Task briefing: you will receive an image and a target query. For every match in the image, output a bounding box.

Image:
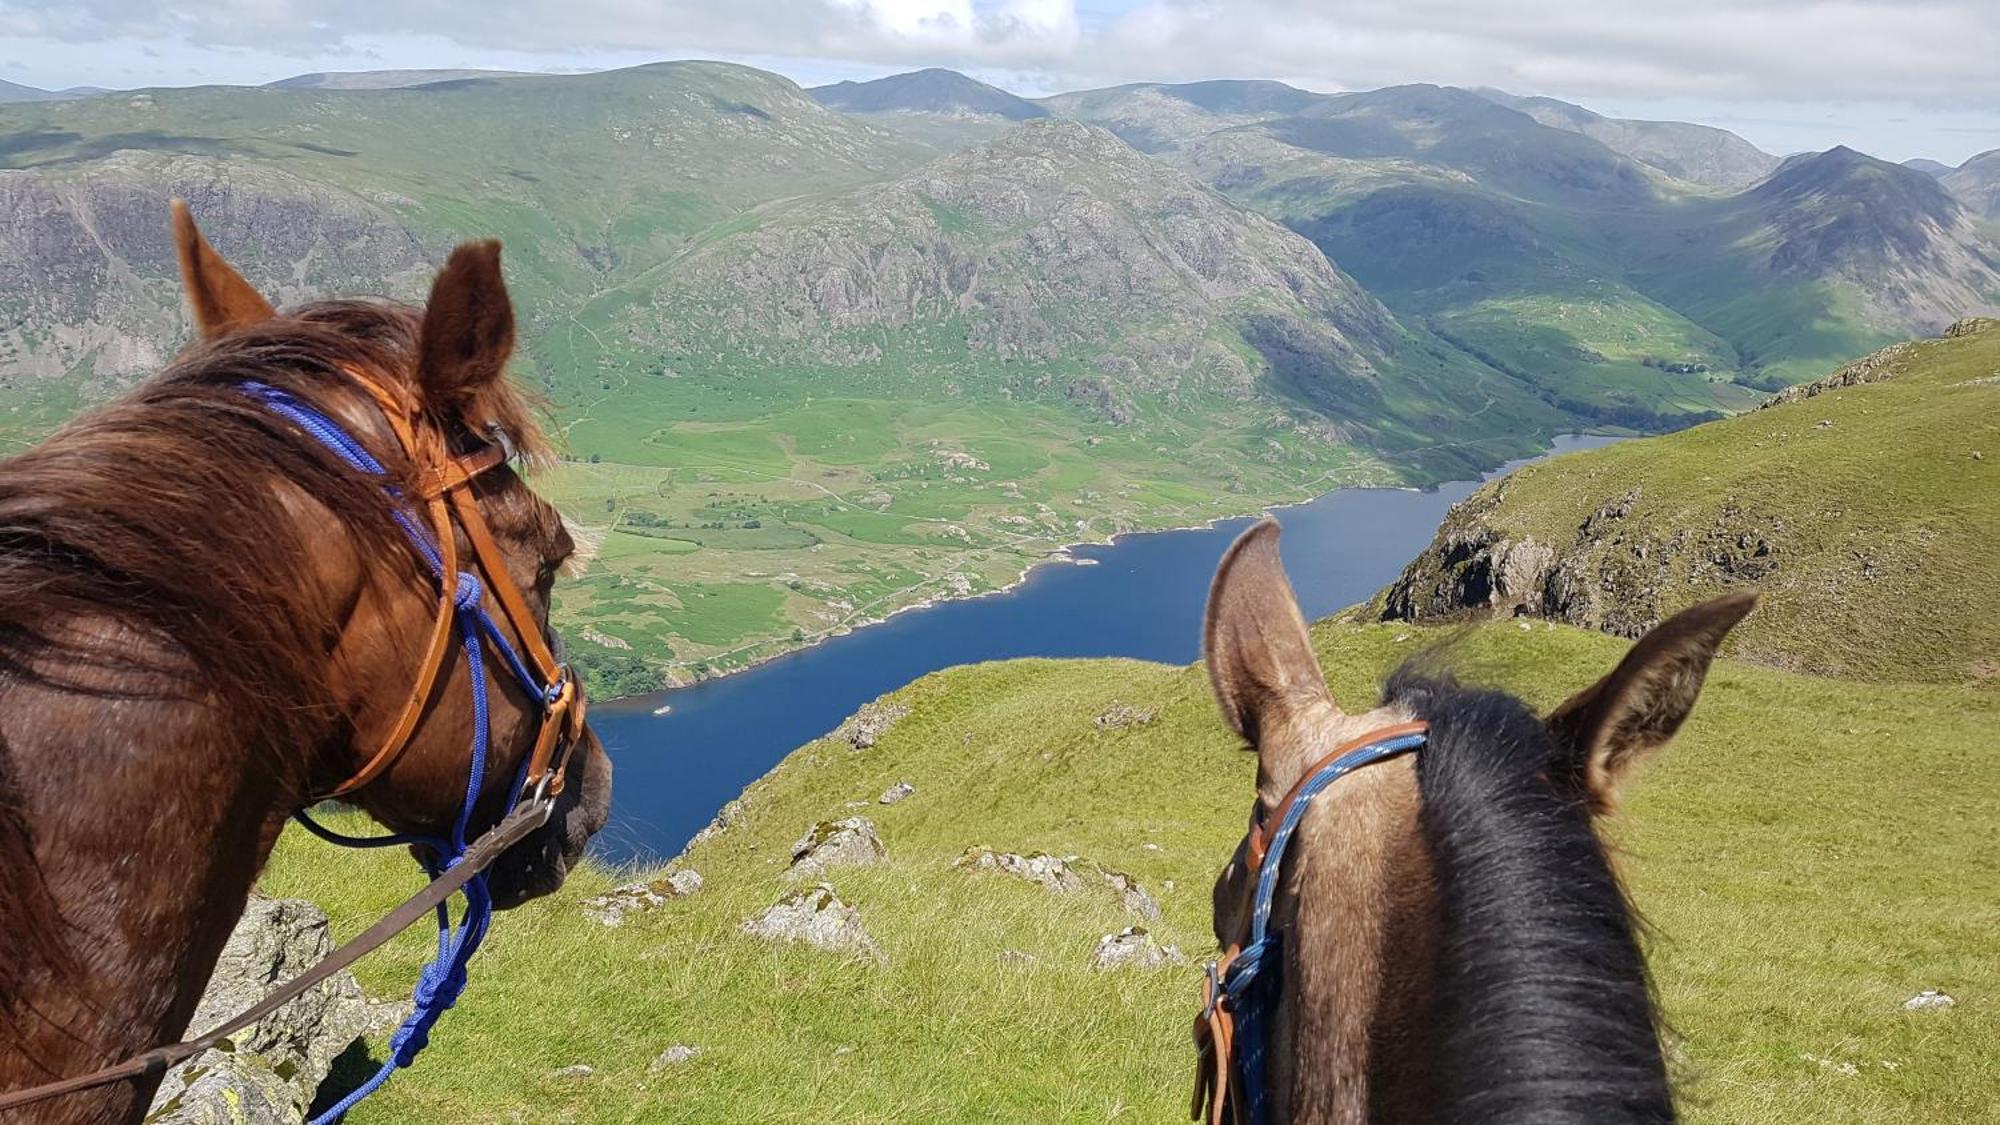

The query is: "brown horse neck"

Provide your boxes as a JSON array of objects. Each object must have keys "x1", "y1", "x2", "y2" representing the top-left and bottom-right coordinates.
[
  {"x1": 0, "y1": 652, "x2": 320, "y2": 1123},
  {"x1": 0, "y1": 415, "x2": 389, "y2": 1124}
]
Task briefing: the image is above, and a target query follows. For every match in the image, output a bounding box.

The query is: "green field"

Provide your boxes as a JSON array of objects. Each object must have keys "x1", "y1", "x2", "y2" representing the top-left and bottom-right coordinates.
[
  {"x1": 262, "y1": 617, "x2": 1999, "y2": 1123},
  {"x1": 533, "y1": 383, "x2": 1409, "y2": 688}
]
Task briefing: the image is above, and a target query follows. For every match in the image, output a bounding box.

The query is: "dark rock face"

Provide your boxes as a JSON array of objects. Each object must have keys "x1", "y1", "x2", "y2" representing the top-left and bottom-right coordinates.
[
  {"x1": 1381, "y1": 483, "x2": 1560, "y2": 622},
  {"x1": 0, "y1": 154, "x2": 428, "y2": 387},
  {"x1": 1383, "y1": 480, "x2": 1775, "y2": 640},
  {"x1": 1738, "y1": 148, "x2": 2000, "y2": 334}
]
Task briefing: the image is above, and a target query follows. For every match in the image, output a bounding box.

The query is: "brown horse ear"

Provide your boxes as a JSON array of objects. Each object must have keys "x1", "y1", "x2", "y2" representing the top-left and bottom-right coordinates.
[
  {"x1": 1547, "y1": 591, "x2": 1757, "y2": 812},
  {"x1": 1204, "y1": 519, "x2": 1340, "y2": 752},
  {"x1": 171, "y1": 199, "x2": 275, "y2": 340},
  {"x1": 417, "y1": 240, "x2": 514, "y2": 414}
]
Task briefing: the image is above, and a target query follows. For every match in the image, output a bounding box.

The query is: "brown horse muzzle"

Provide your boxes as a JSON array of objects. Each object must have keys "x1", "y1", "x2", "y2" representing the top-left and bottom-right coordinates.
[{"x1": 487, "y1": 724, "x2": 612, "y2": 909}]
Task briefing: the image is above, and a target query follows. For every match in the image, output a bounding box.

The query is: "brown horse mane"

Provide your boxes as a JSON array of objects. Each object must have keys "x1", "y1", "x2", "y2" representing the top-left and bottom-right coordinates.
[{"x1": 0, "y1": 297, "x2": 547, "y2": 1030}]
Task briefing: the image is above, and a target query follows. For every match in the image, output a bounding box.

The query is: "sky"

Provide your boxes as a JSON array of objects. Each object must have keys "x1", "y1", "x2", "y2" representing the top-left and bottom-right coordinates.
[{"x1": 2, "y1": 0, "x2": 1996, "y2": 165}]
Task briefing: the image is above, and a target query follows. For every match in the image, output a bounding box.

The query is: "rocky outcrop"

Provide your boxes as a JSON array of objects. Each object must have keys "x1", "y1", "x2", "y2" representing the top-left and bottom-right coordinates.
[
  {"x1": 581, "y1": 868, "x2": 704, "y2": 926},
  {"x1": 1380, "y1": 482, "x2": 1562, "y2": 622},
  {"x1": 787, "y1": 817, "x2": 886, "y2": 879},
  {"x1": 1383, "y1": 480, "x2": 1776, "y2": 640},
  {"x1": 953, "y1": 846, "x2": 1161, "y2": 919},
  {"x1": 649, "y1": 1044, "x2": 702, "y2": 1070},
  {"x1": 835, "y1": 701, "x2": 910, "y2": 750},
  {"x1": 688, "y1": 798, "x2": 748, "y2": 849},
  {"x1": 742, "y1": 884, "x2": 886, "y2": 965},
  {"x1": 1088, "y1": 926, "x2": 1185, "y2": 970},
  {"x1": 146, "y1": 897, "x2": 391, "y2": 1124},
  {"x1": 1760, "y1": 340, "x2": 1916, "y2": 407},
  {"x1": 1092, "y1": 704, "x2": 1156, "y2": 730}
]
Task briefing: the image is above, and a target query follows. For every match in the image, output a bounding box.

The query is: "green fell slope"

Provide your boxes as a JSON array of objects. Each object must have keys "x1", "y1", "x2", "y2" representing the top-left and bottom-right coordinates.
[
  {"x1": 1382, "y1": 318, "x2": 2000, "y2": 683},
  {"x1": 0, "y1": 66, "x2": 1575, "y2": 692},
  {"x1": 263, "y1": 617, "x2": 1998, "y2": 1123},
  {"x1": 1048, "y1": 82, "x2": 2000, "y2": 406}
]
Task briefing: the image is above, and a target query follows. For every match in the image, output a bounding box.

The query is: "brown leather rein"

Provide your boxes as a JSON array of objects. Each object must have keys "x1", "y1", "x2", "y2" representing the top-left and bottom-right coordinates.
[
  {"x1": 1191, "y1": 720, "x2": 1429, "y2": 1125},
  {"x1": 0, "y1": 368, "x2": 586, "y2": 1115}
]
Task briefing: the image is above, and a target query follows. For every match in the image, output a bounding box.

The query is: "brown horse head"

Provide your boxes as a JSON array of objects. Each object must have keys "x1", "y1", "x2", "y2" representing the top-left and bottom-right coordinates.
[
  {"x1": 169, "y1": 201, "x2": 612, "y2": 908},
  {"x1": 1200, "y1": 519, "x2": 1752, "y2": 1123},
  {"x1": 0, "y1": 206, "x2": 609, "y2": 1119}
]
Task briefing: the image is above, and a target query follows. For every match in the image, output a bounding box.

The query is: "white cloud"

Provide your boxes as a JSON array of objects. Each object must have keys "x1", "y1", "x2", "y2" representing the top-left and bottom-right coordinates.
[
  {"x1": 1097, "y1": 0, "x2": 2000, "y2": 103},
  {"x1": 0, "y1": 0, "x2": 1995, "y2": 160},
  {"x1": 4, "y1": 0, "x2": 1994, "y2": 103},
  {"x1": 0, "y1": 0, "x2": 1085, "y2": 68}
]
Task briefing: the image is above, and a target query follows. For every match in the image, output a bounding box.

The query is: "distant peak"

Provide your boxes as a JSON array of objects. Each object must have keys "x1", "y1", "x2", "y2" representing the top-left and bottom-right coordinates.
[{"x1": 810, "y1": 68, "x2": 1046, "y2": 121}]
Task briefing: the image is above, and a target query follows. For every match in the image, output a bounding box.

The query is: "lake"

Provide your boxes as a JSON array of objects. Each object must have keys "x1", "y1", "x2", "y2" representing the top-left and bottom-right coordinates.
[{"x1": 587, "y1": 434, "x2": 1621, "y2": 864}]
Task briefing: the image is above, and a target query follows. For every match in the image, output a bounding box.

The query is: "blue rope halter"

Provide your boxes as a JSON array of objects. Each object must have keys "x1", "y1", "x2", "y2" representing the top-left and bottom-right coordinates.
[
  {"x1": 1205, "y1": 727, "x2": 1426, "y2": 1125},
  {"x1": 243, "y1": 382, "x2": 556, "y2": 1123}
]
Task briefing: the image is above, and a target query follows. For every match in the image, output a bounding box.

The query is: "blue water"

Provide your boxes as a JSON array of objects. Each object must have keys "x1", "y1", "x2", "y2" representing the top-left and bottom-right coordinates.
[{"x1": 588, "y1": 435, "x2": 1621, "y2": 864}]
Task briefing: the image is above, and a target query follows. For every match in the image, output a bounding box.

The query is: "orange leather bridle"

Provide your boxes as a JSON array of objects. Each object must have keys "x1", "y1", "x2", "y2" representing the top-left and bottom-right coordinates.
[{"x1": 321, "y1": 367, "x2": 586, "y2": 804}]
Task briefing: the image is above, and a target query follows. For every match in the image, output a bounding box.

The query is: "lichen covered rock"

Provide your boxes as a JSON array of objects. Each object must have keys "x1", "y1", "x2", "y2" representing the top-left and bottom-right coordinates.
[
  {"x1": 836, "y1": 701, "x2": 911, "y2": 750},
  {"x1": 954, "y1": 846, "x2": 1160, "y2": 917},
  {"x1": 787, "y1": 817, "x2": 885, "y2": 879},
  {"x1": 742, "y1": 884, "x2": 886, "y2": 965},
  {"x1": 146, "y1": 897, "x2": 384, "y2": 1124},
  {"x1": 1088, "y1": 926, "x2": 1186, "y2": 970},
  {"x1": 581, "y1": 868, "x2": 704, "y2": 927}
]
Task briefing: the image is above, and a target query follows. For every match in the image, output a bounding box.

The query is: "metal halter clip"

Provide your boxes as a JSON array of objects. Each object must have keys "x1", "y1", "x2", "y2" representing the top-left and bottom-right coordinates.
[{"x1": 527, "y1": 771, "x2": 559, "y2": 823}]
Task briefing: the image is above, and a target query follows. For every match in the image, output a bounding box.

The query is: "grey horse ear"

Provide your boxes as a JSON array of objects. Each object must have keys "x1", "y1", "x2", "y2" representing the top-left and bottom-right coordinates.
[
  {"x1": 1204, "y1": 519, "x2": 1341, "y2": 750},
  {"x1": 1546, "y1": 592, "x2": 1757, "y2": 813}
]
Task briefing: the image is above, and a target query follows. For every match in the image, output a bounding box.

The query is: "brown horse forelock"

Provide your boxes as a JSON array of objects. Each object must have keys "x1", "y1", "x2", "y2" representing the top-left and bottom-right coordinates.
[{"x1": 0, "y1": 297, "x2": 549, "y2": 1035}]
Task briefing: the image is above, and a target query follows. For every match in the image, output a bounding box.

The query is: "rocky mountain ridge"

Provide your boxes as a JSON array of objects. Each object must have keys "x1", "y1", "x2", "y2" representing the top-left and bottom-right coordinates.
[{"x1": 1377, "y1": 318, "x2": 1999, "y2": 682}]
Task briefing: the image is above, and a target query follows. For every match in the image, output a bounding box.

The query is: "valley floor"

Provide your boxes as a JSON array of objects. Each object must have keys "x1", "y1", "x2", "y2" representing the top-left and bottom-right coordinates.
[
  {"x1": 537, "y1": 387, "x2": 1423, "y2": 696},
  {"x1": 263, "y1": 617, "x2": 1999, "y2": 1123}
]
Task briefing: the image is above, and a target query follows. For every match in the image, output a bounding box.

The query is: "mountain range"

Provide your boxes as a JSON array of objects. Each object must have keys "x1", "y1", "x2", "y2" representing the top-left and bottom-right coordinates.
[{"x1": 0, "y1": 61, "x2": 1993, "y2": 684}]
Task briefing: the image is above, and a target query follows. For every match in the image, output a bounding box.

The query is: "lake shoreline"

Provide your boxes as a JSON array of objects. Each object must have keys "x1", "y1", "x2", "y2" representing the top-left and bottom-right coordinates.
[
  {"x1": 610, "y1": 434, "x2": 1609, "y2": 702},
  {"x1": 588, "y1": 433, "x2": 1627, "y2": 863}
]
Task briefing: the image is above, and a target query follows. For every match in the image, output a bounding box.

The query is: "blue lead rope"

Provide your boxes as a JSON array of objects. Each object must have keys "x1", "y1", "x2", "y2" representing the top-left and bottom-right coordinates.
[
  {"x1": 1218, "y1": 729, "x2": 1427, "y2": 1125},
  {"x1": 243, "y1": 383, "x2": 548, "y2": 1123}
]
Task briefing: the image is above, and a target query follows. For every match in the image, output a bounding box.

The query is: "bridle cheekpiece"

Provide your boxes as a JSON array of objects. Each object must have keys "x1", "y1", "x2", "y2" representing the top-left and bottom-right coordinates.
[{"x1": 1192, "y1": 721, "x2": 1428, "y2": 1125}]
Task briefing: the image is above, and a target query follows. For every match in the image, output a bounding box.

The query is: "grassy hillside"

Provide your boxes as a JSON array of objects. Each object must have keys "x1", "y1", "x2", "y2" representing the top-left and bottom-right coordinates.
[
  {"x1": 262, "y1": 617, "x2": 1998, "y2": 1123},
  {"x1": 1381, "y1": 318, "x2": 2000, "y2": 683},
  {"x1": 1047, "y1": 81, "x2": 1999, "y2": 404},
  {"x1": 1473, "y1": 89, "x2": 1780, "y2": 190},
  {"x1": 0, "y1": 65, "x2": 1563, "y2": 691}
]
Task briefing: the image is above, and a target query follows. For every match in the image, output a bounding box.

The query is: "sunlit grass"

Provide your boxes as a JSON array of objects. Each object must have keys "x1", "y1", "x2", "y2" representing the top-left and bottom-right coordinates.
[{"x1": 262, "y1": 618, "x2": 1997, "y2": 1123}]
